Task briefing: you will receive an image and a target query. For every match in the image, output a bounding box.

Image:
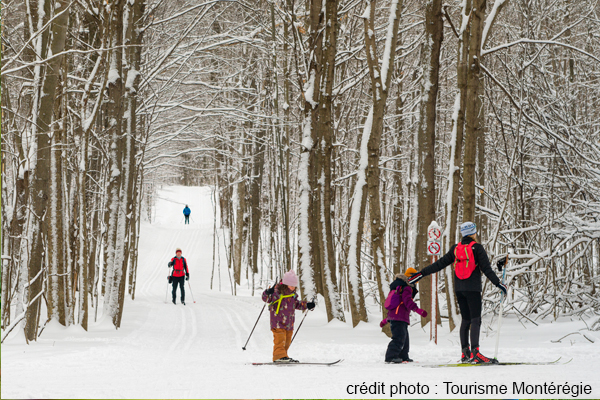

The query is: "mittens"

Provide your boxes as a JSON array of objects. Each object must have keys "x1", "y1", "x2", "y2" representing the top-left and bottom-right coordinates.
[
  {"x1": 497, "y1": 283, "x2": 508, "y2": 297},
  {"x1": 497, "y1": 256, "x2": 507, "y2": 271},
  {"x1": 408, "y1": 272, "x2": 424, "y2": 284},
  {"x1": 307, "y1": 302, "x2": 316, "y2": 310},
  {"x1": 416, "y1": 309, "x2": 428, "y2": 318},
  {"x1": 380, "y1": 318, "x2": 388, "y2": 328}
]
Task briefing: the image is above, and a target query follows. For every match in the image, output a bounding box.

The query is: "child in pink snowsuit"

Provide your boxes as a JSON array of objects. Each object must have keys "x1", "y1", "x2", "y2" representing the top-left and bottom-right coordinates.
[{"x1": 380, "y1": 267, "x2": 428, "y2": 363}]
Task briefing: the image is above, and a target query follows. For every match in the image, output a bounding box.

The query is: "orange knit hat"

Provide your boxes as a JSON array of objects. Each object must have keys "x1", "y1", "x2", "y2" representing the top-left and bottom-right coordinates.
[{"x1": 404, "y1": 267, "x2": 418, "y2": 277}]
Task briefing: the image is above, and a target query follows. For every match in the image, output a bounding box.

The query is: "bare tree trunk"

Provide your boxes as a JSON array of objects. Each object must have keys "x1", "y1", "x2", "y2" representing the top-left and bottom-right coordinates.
[
  {"x1": 442, "y1": 0, "x2": 472, "y2": 332},
  {"x1": 315, "y1": 0, "x2": 345, "y2": 322},
  {"x1": 233, "y1": 130, "x2": 248, "y2": 287},
  {"x1": 463, "y1": 0, "x2": 486, "y2": 222},
  {"x1": 249, "y1": 126, "x2": 265, "y2": 276},
  {"x1": 103, "y1": 0, "x2": 125, "y2": 322},
  {"x1": 112, "y1": 0, "x2": 144, "y2": 328},
  {"x1": 47, "y1": 58, "x2": 67, "y2": 326},
  {"x1": 362, "y1": 0, "x2": 404, "y2": 327},
  {"x1": 347, "y1": 170, "x2": 369, "y2": 326},
  {"x1": 1, "y1": 83, "x2": 16, "y2": 329},
  {"x1": 26, "y1": 0, "x2": 69, "y2": 341},
  {"x1": 126, "y1": 0, "x2": 144, "y2": 304},
  {"x1": 475, "y1": 87, "x2": 487, "y2": 240},
  {"x1": 393, "y1": 93, "x2": 404, "y2": 276},
  {"x1": 1, "y1": 66, "x2": 29, "y2": 330},
  {"x1": 414, "y1": 0, "x2": 443, "y2": 327},
  {"x1": 280, "y1": 8, "x2": 292, "y2": 274},
  {"x1": 297, "y1": 0, "x2": 326, "y2": 301},
  {"x1": 76, "y1": 115, "x2": 89, "y2": 329}
]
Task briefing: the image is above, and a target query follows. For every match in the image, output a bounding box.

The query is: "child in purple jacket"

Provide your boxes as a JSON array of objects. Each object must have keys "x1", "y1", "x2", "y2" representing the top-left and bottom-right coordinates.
[
  {"x1": 262, "y1": 270, "x2": 315, "y2": 363},
  {"x1": 380, "y1": 267, "x2": 428, "y2": 363}
]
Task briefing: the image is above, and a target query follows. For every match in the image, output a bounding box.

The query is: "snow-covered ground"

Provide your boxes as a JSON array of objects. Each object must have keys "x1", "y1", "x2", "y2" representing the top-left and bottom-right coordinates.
[{"x1": 2, "y1": 185, "x2": 600, "y2": 399}]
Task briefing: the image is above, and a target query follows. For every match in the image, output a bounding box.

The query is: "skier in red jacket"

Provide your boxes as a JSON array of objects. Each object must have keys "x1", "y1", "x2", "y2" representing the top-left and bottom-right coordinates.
[{"x1": 168, "y1": 248, "x2": 189, "y2": 305}]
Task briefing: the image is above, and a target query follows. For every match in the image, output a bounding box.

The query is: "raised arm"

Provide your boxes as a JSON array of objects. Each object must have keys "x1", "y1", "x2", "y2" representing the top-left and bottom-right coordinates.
[
  {"x1": 261, "y1": 286, "x2": 279, "y2": 303},
  {"x1": 409, "y1": 244, "x2": 457, "y2": 284}
]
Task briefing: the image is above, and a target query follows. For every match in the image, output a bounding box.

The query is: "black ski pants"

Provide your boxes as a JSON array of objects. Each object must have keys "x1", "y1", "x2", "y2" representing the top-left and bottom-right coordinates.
[
  {"x1": 456, "y1": 291, "x2": 482, "y2": 349},
  {"x1": 385, "y1": 320, "x2": 410, "y2": 362},
  {"x1": 184, "y1": 215, "x2": 190, "y2": 224},
  {"x1": 172, "y1": 276, "x2": 185, "y2": 302}
]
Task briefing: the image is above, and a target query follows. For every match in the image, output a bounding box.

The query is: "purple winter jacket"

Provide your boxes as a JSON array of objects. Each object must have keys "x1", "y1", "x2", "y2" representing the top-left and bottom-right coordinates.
[
  {"x1": 386, "y1": 275, "x2": 419, "y2": 323},
  {"x1": 262, "y1": 285, "x2": 308, "y2": 330}
]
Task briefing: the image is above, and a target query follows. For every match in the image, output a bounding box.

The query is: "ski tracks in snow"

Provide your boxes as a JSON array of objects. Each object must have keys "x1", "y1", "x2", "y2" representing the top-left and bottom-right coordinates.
[
  {"x1": 4, "y1": 186, "x2": 600, "y2": 398},
  {"x1": 132, "y1": 222, "x2": 263, "y2": 360}
]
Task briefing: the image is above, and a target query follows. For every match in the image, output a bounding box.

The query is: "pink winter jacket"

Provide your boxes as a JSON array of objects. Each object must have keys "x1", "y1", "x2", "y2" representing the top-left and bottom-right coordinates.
[{"x1": 386, "y1": 275, "x2": 419, "y2": 323}]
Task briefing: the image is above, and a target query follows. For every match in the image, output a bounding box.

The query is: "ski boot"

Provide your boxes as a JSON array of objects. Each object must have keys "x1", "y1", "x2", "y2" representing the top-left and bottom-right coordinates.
[
  {"x1": 401, "y1": 357, "x2": 413, "y2": 362},
  {"x1": 274, "y1": 357, "x2": 299, "y2": 363},
  {"x1": 172, "y1": 299, "x2": 176, "y2": 305},
  {"x1": 472, "y1": 347, "x2": 498, "y2": 364},
  {"x1": 182, "y1": 300, "x2": 186, "y2": 306},
  {"x1": 388, "y1": 358, "x2": 409, "y2": 364},
  {"x1": 460, "y1": 346, "x2": 472, "y2": 363}
]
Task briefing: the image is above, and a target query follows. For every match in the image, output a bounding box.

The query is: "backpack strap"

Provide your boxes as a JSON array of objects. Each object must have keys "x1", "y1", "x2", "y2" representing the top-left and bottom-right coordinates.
[
  {"x1": 270, "y1": 294, "x2": 295, "y2": 314},
  {"x1": 464, "y1": 241, "x2": 476, "y2": 269},
  {"x1": 395, "y1": 286, "x2": 405, "y2": 313},
  {"x1": 173, "y1": 257, "x2": 186, "y2": 272}
]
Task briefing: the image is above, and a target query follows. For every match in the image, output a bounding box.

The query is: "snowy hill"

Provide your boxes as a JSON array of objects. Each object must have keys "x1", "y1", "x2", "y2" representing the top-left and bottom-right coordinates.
[{"x1": 2, "y1": 186, "x2": 599, "y2": 398}]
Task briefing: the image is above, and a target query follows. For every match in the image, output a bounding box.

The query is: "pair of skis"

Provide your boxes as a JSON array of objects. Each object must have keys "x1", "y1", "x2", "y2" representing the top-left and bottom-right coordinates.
[
  {"x1": 424, "y1": 357, "x2": 571, "y2": 368},
  {"x1": 251, "y1": 358, "x2": 570, "y2": 366}
]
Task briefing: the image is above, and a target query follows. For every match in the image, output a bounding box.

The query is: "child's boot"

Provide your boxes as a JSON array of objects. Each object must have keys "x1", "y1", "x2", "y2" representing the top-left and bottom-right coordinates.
[
  {"x1": 274, "y1": 357, "x2": 299, "y2": 363},
  {"x1": 460, "y1": 346, "x2": 471, "y2": 362}
]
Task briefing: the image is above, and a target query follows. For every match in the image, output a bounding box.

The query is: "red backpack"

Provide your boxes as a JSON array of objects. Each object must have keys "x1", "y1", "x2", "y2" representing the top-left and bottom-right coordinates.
[
  {"x1": 170, "y1": 257, "x2": 187, "y2": 277},
  {"x1": 454, "y1": 242, "x2": 477, "y2": 279}
]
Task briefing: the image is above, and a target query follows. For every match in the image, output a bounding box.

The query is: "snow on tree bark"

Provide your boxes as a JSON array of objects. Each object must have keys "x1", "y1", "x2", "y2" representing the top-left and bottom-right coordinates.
[{"x1": 413, "y1": 0, "x2": 443, "y2": 328}]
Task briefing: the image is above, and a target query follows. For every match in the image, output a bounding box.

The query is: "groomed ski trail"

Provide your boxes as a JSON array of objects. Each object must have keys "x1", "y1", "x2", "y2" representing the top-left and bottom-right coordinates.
[{"x1": 2, "y1": 185, "x2": 599, "y2": 399}]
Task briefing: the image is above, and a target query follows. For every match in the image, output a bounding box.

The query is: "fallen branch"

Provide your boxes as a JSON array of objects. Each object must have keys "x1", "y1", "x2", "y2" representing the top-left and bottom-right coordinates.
[
  {"x1": 551, "y1": 331, "x2": 595, "y2": 343},
  {"x1": 1, "y1": 312, "x2": 25, "y2": 343}
]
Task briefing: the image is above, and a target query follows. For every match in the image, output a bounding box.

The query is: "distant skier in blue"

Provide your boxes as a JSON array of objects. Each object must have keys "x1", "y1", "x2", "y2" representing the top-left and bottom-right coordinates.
[{"x1": 183, "y1": 205, "x2": 191, "y2": 224}]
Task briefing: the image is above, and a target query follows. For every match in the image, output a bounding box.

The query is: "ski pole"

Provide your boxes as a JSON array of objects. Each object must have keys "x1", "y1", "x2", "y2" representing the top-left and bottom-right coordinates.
[
  {"x1": 494, "y1": 249, "x2": 511, "y2": 360},
  {"x1": 242, "y1": 302, "x2": 266, "y2": 350},
  {"x1": 242, "y1": 277, "x2": 278, "y2": 350},
  {"x1": 290, "y1": 297, "x2": 315, "y2": 346},
  {"x1": 165, "y1": 266, "x2": 172, "y2": 303},
  {"x1": 187, "y1": 280, "x2": 196, "y2": 303}
]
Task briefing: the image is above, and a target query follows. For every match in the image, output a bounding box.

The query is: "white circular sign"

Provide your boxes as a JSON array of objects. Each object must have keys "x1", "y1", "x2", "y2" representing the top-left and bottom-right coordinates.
[
  {"x1": 427, "y1": 241, "x2": 441, "y2": 255},
  {"x1": 428, "y1": 227, "x2": 441, "y2": 240}
]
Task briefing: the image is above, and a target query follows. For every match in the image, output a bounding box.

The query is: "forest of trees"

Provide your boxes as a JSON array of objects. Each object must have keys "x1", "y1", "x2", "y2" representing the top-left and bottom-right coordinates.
[{"x1": 2, "y1": 0, "x2": 600, "y2": 342}]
